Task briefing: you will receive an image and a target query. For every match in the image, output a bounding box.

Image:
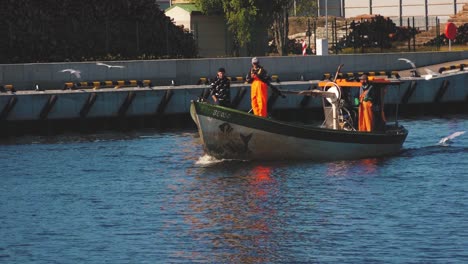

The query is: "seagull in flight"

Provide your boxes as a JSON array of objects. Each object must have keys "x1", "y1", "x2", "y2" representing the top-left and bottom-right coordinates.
[
  {"x1": 398, "y1": 58, "x2": 420, "y2": 77},
  {"x1": 438, "y1": 131, "x2": 466, "y2": 145},
  {"x1": 96, "y1": 62, "x2": 125, "y2": 69},
  {"x1": 60, "y1": 69, "x2": 81, "y2": 78},
  {"x1": 398, "y1": 58, "x2": 416, "y2": 69}
]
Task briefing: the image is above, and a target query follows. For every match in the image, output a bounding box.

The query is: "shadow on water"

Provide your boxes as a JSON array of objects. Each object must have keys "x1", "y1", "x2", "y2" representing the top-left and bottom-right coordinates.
[{"x1": 0, "y1": 128, "x2": 194, "y2": 146}]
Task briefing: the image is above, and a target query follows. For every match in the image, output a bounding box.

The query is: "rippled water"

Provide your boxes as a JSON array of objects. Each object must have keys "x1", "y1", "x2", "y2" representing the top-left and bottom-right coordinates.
[{"x1": 1, "y1": 115, "x2": 467, "y2": 263}]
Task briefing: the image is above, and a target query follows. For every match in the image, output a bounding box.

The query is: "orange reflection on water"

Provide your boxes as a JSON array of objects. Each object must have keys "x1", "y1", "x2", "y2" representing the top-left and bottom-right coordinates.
[
  {"x1": 175, "y1": 164, "x2": 280, "y2": 262},
  {"x1": 326, "y1": 158, "x2": 380, "y2": 176},
  {"x1": 249, "y1": 165, "x2": 274, "y2": 198},
  {"x1": 359, "y1": 158, "x2": 379, "y2": 174}
]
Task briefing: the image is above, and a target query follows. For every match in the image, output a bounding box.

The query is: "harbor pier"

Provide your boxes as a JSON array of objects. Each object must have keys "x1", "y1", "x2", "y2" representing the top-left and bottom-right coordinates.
[{"x1": 0, "y1": 52, "x2": 467, "y2": 135}]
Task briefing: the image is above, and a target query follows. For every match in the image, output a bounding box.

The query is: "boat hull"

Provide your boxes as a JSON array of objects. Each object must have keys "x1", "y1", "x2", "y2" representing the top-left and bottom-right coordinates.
[{"x1": 191, "y1": 101, "x2": 408, "y2": 161}]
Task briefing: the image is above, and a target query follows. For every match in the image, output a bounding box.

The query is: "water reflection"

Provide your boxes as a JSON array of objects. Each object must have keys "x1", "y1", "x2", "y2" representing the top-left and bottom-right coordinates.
[
  {"x1": 326, "y1": 158, "x2": 380, "y2": 177},
  {"x1": 180, "y1": 163, "x2": 282, "y2": 263},
  {"x1": 249, "y1": 165, "x2": 274, "y2": 198}
]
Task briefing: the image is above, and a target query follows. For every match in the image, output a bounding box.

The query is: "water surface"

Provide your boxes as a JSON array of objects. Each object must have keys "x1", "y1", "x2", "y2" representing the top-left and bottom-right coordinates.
[{"x1": 1, "y1": 115, "x2": 467, "y2": 263}]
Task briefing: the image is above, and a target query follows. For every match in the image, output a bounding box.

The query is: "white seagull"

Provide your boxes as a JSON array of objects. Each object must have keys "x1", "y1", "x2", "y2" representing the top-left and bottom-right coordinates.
[
  {"x1": 438, "y1": 131, "x2": 466, "y2": 145},
  {"x1": 60, "y1": 69, "x2": 81, "y2": 78},
  {"x1": 398, "y1": 58, "x2": 416, "y2": 69},
  {"x1": 96, "y1": 62, "x2": 125, "y2": 69}
]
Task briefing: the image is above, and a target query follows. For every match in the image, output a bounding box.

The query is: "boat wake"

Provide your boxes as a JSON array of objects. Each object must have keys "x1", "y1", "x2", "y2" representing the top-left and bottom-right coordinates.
[
  {"x1": 401, "y1": 131, "x2": 467, "y2": 157},
  {"x1": 194, "y1": 131, "x2": 466, "y2": 164},
  {"x1": 437, "y1": 131, "x2": 466, "y2": 146},
  {"x1": 194, "y1": 154, "x2": 250, "y2": 167},
  {"x1": 195, "y1": 154, "x2": 225, "y2": 166},
  {"x1": 401, "y1": 145, "x2": 468, "y2": 158}
]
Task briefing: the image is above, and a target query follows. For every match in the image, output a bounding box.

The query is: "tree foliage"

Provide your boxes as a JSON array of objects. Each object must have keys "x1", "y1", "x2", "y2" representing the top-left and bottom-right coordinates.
[
  {"x1": 195, "y1": 0, "x2": 293, "y2": 56},
  {"x1": 291, "y1": 0, "x2": 318, "y2": 17},
  {"x1": 0, "y1": 0, "x2": 197, "y2": 63},
  {"x1": 272, "y1": 1, "x2": 294, "y2": 56}
]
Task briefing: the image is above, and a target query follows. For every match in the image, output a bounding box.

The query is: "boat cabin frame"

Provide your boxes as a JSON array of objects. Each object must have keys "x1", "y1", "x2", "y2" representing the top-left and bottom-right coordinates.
[{"x1": 317, "y1": 77, "x2": 401, "y2": 132}]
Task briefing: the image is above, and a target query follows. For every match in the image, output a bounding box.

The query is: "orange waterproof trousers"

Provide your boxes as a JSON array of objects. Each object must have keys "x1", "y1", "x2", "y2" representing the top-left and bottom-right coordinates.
[
  {"x1": 358, "y1": 95, "x2": 373, "y2": 132},
  {"x1": 251, "y1": 79, "x2": 268, "y2": 117}
]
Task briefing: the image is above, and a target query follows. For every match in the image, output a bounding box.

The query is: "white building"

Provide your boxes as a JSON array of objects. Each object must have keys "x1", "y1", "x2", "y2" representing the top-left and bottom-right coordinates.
[
  {"x1": 318, "y1": 0, "x2": 468, "y2": 24},
  {"x1": 165, "y1": 3, "x2": 233, "y2": 57}
]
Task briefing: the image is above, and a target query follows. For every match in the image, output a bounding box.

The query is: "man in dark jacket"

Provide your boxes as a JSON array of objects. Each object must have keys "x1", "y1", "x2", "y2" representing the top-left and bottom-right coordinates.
[{"x1": 209, "y1": 67, "x2": 231, "y2": 107}]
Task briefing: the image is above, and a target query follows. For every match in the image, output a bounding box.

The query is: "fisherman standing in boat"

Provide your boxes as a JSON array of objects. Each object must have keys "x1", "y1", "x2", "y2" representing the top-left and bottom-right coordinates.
[
  {"x1": 209, "y1": 67, "x2": 231, "y2": 107},
  {"x1": 358, "y1": 74, "x2": 375, "y2": 132},
  {"x1": 246, "y1": 57, "x2": 269, "y2": 117}
]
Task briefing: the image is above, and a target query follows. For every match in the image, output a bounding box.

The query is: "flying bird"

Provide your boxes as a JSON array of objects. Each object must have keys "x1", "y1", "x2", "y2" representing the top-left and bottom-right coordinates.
[
  {"x1": 60, "y1": 69, "x2": 81, "y2": 78},
  {"x1": 398, "y1": 58, "x2": 420, "y2": 77},
  {"x1": 398, "y1": 58, "x2": 416, "y2": 69},
  {"x1": 438, "y1": 131, "x2": 466, "y2": 145},
  {"x1": 96, "y1": 62, "x2": 125, "y2": 69}
]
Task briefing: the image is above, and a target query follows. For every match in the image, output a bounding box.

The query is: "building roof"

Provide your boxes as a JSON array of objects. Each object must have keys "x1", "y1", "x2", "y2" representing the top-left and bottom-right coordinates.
[{"x1": 165, "y1": 3, "x2": 201, "y2": 14}]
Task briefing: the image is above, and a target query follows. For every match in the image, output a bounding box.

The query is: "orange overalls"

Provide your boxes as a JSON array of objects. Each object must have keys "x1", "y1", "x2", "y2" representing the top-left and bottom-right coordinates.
[
  {"x1": 358, "y1": 87, "x2": 373, "y2": 132},
  {"x1": 251, "y1": 71, "x2": 268, "y2": 117}
]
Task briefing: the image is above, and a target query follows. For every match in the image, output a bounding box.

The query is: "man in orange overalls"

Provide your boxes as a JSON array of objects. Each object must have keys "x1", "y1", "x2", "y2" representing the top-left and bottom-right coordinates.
[
  {"x1": 247, "y1": 57, "x2": 269, "y2": 117},
  {"x1": 358, "y1": 74, "x2": 374, "y2": 132}
]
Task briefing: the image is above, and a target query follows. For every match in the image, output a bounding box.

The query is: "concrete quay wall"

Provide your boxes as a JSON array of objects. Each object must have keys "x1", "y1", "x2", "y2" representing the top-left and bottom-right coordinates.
[
  {"x1": 1, "y1": 51, "x2": 467, "y2": 90},
  {"x1": 0, "y1": 70, "x2": 466, "y2": 123}
]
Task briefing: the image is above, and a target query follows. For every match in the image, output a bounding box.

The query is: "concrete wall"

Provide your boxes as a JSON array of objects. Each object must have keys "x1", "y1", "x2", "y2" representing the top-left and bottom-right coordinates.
[
  {"x1": 1, "y1": 70, "x2": 466, "y2": 122},
  {"x1": 0, "y1": 51, "x2": 467, "y2": 90}
]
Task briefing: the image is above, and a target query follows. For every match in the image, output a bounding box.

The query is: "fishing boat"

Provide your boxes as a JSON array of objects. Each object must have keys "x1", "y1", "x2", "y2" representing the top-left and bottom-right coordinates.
[{"x1": 190, "y1": 72, "x2": 408, "y2": 161}]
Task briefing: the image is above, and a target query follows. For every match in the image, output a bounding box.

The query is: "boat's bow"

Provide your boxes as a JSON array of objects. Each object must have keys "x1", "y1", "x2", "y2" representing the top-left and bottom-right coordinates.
[{"x1": 190, "y1": 100, "x2": 199, "y2": 126}]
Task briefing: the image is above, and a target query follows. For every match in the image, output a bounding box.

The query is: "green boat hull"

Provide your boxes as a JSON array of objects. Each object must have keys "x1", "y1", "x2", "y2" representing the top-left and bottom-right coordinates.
[{"x1": 190, "y1": 101, "x2": 408, "y2": 161}]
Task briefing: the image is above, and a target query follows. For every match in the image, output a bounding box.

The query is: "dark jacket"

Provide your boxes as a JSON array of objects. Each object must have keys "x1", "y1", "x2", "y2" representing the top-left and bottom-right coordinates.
[
  {"x1": 246, "y1": 65, "x2": 270, "y2": 84},
  {"x1": 360, "y1": 83, "x2": 374, "y2": 102},
  {"x1": 210, "y1": 76, "x2": 231, "y2": 106}
]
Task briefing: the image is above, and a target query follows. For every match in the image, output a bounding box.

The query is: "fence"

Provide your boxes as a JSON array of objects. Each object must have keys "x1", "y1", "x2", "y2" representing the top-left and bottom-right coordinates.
[{"x1": 298, "y1": 15, "x2": 451, "y2": 55}]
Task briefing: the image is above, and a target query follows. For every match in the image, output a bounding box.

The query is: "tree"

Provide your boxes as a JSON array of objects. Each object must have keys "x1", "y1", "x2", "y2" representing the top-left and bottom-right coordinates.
[
  {"x1": 291, "y1": 0, "x2": 318, "y2": 17},
  {"x1": 272, "y1": 1, "x2": 294, "y2": 56},
  {"x1": 195, "y1": 0, "x2": 291, "y2": 56},
  {"x1": 0, "y1": 0, "x2": 197, "y2": 63},
  {"x1": 196, "y1": 0, "x2": 268, "y2": 56}
]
